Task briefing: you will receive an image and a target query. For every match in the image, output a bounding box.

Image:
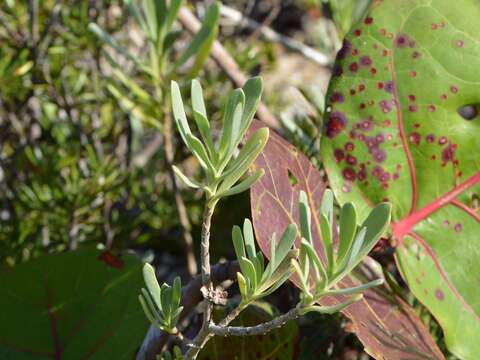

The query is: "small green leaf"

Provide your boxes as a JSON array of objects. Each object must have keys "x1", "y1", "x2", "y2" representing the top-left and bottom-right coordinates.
[
  {"x1": 191, "y1": 79, "x2": 207, "y2": 117},
  {"x1": 239, "y1": 256, "x2": 257, "y2": 292},
  {"x1": 274, "y1": 224, "x2": 297, "y2": 270},
  {"x1": 143, "y1": 263, "x2": 160, "y2": 305},
  {"x1": 325, "y1": 278, "x2": 383, "y2": 296},
  {"x1": 259, "y1": 249, "x2": 297, "y2": 294},
  {"x1": 217, "y1": 127, "x2": 269, "y2": 193},
  {"x1": 172, "y1": 165, "x2": 202, "y2": 189},
  {"x1": 172, "y1": 277, "x2": 182, "y2": 309},
  {"x1": 319, "y1": 213, "x2": 333, "y2": 275},
  {"x1": 237, "y1": 272, "x2": 248, "y2": 300},
  {"x1": 301, "y1": 294, "x2": 362, "y2": 315},
  {"x1": 232, "y1": 225, "x2": 246, "y2": 260},
  {"x1": 298, "y1": 191, "x2": 312, "y2": 243},
  {"x1": 161, "y1": 284, "x2": 172, "y2": 316},
  {"x1": 337, "y1": 202, "x2": 357, "y2": 266},
  {"x1": 359, "y1": 203, "x2": 391, "y2": 257},
  {"x1": 215, "y1": 169, "x2": 264, "y2": 198},
  {"x1": 192, "y1": 110, "x2": 215, "y2": 159},
  {"x1": 139, "y1": 293, "x2": 160, "y2": 327},
  {"x1": 243, "y1": 219, "x2": 256, "y2": 260},
  {"x1": 171, "y1": 81, "x2": 191, "y2": 144},
  {"x1": 300, "y1": 239, "x2": 327, "y2": 287},
  {"x1": 238, "y1": 77, "x2": 263, "y2": 139},
  {"x1": 291, "y1": 259, "x2": 309, "y2": 294},
  {"x1": 185, "y1": 133, "x2": 214, "y2": 172},
  {"x1": 320, "y1": 189, "x2": 334, "y2": 225},
  {"x1": 219, "y1": 89, "x2": 245, "y2": 160}
]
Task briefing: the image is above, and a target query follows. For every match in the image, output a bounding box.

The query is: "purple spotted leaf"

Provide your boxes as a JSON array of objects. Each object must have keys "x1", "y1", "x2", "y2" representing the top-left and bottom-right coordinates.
[
  {"x1": 250, "y1": 122, "x2": 443, "y2": 359},
  {"x1": 321, "y1": 1, "x2": 480, "y2": 358}
]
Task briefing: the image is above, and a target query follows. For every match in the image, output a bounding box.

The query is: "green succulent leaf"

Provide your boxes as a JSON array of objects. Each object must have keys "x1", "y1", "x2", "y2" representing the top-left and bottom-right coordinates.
[
  {"x1": 232, "y1": 225, "x2": 246, "y2": 260},
  {"x1": 184, "y1": 133, "x2": 214, "y2": 172},
  {"x1": 337, "y1": 203, "x2": 357, "y2": 266},
  {"x1": 272, "y1": 224, "x2": 297, "y2": 270},
  {"x1": 238, "y1": 77, "x2": 263, "y2": 140},
  {"x1": 301, "y1": 294, "x2": 362, "y2": 315},
  {"x1": 172, "y1": 165, "x2": 202, "y2": 189},
  {"x1": 319, "y1": 213, "x2": 333, "y2": 275},
  {"x1": 320, "y1": 188, "x2": 334, "y2": 225},
  {"x1": 143, "y1": 263, "x2": 161, "y2": 306},
  {"x1": 218, "y1": 127, "x2": 269, "y2": 193},
  {"x1": 219, "y1": 89, "x2": 245, "y2": 161},
  {"x1": 171, "y1": 81, "x2": 191, "y2": 144},
  {"x1": 239, "y1": 256, "x2": 257, "y2": 293},
  {"x1": 191, "y1": 79, "x2": 207, "y2": 117},
  {"x1": 325, "y1": 278, "x2": 383, "y2": 297},
  {"x1": 215, "y1": 169, "x2": 264, "y2": 199},
  {"x1": 298, "y1": 191, "x2": 312, "y2": 243},
  {"x1": 237, "y1": 272, "x2": 248, "y2": 300},
  {"x1": 243, "y1": 219, "x2": 256, "y2": 260}
]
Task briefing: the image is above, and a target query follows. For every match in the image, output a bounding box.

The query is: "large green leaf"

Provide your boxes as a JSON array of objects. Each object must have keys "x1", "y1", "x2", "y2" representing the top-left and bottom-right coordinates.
[
  {"x1": 0, "y1": 248, "x2": 148, "y2": 359},
  {"x1": 250, "y1": 122, "x2": 443, "y2": 359},
  {"x1": 320, "y1": 1, "x2": 480, "y2": 358}
]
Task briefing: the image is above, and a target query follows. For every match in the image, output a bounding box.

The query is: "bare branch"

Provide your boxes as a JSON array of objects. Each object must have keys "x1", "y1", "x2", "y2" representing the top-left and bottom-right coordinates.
[
  {"x1": 209, "y1": 307, "x2": 301, "y2": 336},
  {"x1": 220, "y1": 5, "x2": 332, "y2": 67}
]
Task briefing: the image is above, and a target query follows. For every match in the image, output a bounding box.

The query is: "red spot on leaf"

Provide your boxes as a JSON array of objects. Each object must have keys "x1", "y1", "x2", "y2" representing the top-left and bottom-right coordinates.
[
  {"x1": 435, "y1": 289, "x2": 445, "y2": 301},
  {"x1": 334, "y1": 148, "x2": 345, "y2": 163},
  {"x1": 454, "y1": 223, "x2": 463, "y2": 232},
  {"x1": 326, "y1": 112, "x2": 347, "y2": 138},
  {"x1": 98, "y1": 251, "x2": 124, "y2": 269},
  {"x1": 343, "y1": 167, "x2": 357, "y2": 181},
  {"x1": 349, "y1": 62, "x2": 359, "y2": 72},
  {"x1": 409, "y1": 132, "x2": 421, "y2": 145}
]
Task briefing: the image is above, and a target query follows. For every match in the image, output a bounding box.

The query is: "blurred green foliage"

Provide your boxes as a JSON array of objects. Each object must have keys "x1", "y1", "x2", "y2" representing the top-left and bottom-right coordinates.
[{"x1": 0, "y1": 1, "x2": 191, "y2": 264}]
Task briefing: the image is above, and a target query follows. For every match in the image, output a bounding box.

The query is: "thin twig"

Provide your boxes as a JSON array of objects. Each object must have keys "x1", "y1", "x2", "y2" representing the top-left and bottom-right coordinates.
[
  {"x1": 209, "y1": 307, "x2": 302, "y2": 336},
  {"x1": 183, "y1": 204, "x2": 215, "y2": 359},
  {"x1": 220, "y1": 5, "x2": 332, "y2": 67},
  {"x1": 177, "y1": 6, "x2": 280, "y2": 130},
  {"x1": 185, "y1": 300, "x2": 248, "y2": 359}
]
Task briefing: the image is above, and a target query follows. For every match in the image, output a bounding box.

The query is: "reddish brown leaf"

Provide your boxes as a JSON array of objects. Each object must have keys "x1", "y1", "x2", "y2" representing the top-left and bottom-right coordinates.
[{"x1": 250, "y1": 122, "x2": 443, "y2": 359}]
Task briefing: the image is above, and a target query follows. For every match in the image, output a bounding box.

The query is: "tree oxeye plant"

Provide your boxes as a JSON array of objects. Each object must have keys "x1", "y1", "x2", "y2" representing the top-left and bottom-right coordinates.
[{"x1": 137, "y1": 77, "x2": 392, "y2": 359}]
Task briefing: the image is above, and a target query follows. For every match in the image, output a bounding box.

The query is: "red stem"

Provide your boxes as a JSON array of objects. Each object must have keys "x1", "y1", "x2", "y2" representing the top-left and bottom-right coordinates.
[{"x1": 393, "y1": 172, "x2": 480, "y2": 238}]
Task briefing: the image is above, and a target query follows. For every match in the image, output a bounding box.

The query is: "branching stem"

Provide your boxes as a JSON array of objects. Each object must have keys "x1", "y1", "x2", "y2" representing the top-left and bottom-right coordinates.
[{"x1": 209, "y1": 307, "x2": 301, "y2": 336}]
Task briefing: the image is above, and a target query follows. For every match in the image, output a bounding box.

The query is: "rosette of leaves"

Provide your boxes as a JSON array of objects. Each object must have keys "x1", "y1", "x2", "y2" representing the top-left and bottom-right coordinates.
[
  {"x1": 139, "y1": 263, "x2": 183, "y2": 334},
  {"x1": 293, "y1": 190, "x2": 391, "y2": 313},
  {"x1": 171, "y1": 77, "x2": 269, "y2": 206},
  {"x1": 232, "y1": 219, "x2": 298, "y2": 303}
]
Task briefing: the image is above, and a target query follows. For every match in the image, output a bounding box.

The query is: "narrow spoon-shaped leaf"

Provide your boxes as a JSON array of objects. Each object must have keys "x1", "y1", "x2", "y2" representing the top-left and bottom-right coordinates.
[{"x1": 337, "y1": 202, "x2": 357, "y2": 266}]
